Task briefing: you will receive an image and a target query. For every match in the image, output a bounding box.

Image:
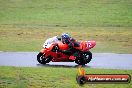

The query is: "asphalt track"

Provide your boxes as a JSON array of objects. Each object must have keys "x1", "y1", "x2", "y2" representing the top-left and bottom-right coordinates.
[{"x1": 0, "y1": 52, "x2": 132, "y2": 70}]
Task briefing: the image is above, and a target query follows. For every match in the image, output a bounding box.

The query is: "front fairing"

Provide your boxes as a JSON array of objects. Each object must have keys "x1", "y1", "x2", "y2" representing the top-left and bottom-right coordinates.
[{"x1": 43, "y1": 36, "x2": 59, "y2": 48}]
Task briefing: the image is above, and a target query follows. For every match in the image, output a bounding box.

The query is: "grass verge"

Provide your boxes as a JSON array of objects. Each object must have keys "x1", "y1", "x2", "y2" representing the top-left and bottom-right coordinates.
[
  {"x1": 0, "y1": 0, "x2": 132, "y2": 53},
  {"x1": 0, "y1": 0, "x2": 132, "y2": 27},
  {"x1": 0, "y1": 66, "x2": 132, "y2": 88},
  {"x1": 0, "y1": 27, "x2": 132, "y2": 53}
]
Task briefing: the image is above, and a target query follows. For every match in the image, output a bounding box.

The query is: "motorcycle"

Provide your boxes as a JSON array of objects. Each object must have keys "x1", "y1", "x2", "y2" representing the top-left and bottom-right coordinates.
[{"x1": 37, "y1": 36, "x2": 96, "y2": 65}]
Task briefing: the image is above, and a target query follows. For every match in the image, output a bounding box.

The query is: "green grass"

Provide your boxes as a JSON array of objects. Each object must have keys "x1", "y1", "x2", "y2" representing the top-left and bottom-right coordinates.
[
  {"x1": 0, "y1": 0, "x2": 132, "y2": 27},
  {"x1": 0, "y1": 27, "x2": 132, "y2": 53},
  {"x1": 0, "y1": 66, "x2": 132, "y2": 88},
  {"x1": 0, "y1": 0, "x2": 132, "y2": 53},
  {"x1": 0, "y1": 1, "x2": 132, "y2": 88}
]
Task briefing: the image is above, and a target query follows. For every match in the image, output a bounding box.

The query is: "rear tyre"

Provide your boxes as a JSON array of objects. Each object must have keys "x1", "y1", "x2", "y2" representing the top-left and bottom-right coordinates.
[
  {"x1": 84, "y1": 51, "x2": 92, "y2": 64},
  {"x1": 75, "y1": 59, "x2": 86, "y2": 65},
  {"x1": 37, "y1": 52, "x2": 52, "y2": 64},
  {"x1": 75, "y1": 51, "x2": 92, "y2": 65}
]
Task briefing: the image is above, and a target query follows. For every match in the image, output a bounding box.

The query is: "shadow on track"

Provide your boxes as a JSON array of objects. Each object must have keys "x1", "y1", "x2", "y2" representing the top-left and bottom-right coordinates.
[{"x1": 36, "y1": 64, "x2": 91, "y2": 68}]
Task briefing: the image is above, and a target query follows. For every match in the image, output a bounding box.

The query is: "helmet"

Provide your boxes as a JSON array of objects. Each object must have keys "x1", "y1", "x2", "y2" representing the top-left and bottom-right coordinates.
[{"x1": 61, "y1": 33, "x2": 71, "y2": 44}]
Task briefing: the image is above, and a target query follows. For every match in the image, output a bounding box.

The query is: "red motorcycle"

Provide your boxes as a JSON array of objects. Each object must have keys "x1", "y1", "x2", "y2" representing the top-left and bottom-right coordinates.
[{"x1": 37, "y1": 37, "x2": 96, "y2": 65}]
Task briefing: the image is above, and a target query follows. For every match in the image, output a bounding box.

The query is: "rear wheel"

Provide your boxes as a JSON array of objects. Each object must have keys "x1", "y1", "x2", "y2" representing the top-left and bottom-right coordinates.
[
  {"x1": 75, "y1": 51, "x2": 92, "y2": 65},
  {"x1": 37, "y1": 52, "x2": 52, "y2": 64},
  {"x1": 75, "y1": 58, "x2": 86, "y2": 65},
  {"x1": 84, "y1": 51, "x2": 92, "y2": 64}
]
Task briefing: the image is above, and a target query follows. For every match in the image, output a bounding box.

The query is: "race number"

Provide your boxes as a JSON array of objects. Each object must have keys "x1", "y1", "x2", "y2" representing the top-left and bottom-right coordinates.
[{"x1": 86, "y1": 41, "x2": 92, "y2": 48}]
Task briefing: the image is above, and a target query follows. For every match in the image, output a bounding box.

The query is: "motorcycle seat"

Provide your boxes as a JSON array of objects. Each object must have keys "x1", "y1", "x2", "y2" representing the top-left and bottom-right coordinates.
[{"x1": 74, "y1": 42, "x2": 80, "y2": 47}]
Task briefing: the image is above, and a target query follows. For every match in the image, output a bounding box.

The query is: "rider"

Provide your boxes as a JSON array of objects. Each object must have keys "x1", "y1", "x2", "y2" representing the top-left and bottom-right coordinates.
[{"x1": 58, "y1": 33, "x2": 80, "y2": 59}]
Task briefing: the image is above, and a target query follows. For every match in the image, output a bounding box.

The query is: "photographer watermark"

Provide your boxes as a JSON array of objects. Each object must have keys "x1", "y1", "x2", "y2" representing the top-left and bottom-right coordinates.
[{"x1": 76, "y1": 67, "x2": 131, "y2": 85}]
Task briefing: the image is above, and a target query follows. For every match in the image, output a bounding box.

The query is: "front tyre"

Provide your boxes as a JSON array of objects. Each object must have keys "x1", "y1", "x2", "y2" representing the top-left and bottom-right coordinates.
[{"x1": 37, "y1": 52, "x2": 52, "y2": 64}]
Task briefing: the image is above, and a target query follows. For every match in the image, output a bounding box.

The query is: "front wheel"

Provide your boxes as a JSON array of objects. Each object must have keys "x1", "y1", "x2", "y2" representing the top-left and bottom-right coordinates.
[{"x1": 37, "y1": 52, "x2": 52, "y2": 64}]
